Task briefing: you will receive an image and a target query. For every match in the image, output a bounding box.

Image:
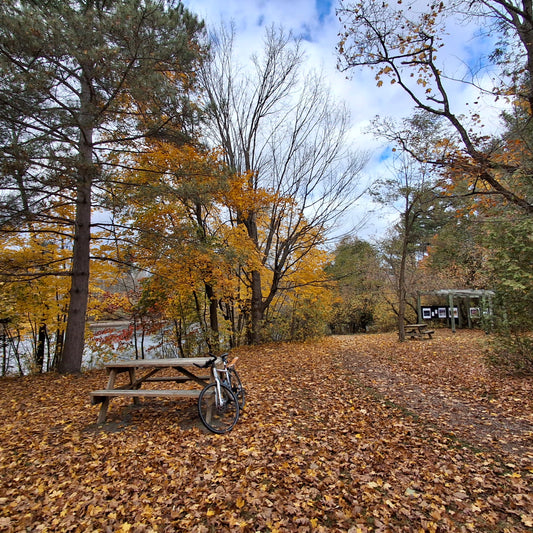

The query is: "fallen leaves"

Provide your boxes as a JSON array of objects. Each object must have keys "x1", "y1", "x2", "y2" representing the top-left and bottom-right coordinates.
[{"x1": 0, "y1": 330, "x2": 532, "y2": 531}]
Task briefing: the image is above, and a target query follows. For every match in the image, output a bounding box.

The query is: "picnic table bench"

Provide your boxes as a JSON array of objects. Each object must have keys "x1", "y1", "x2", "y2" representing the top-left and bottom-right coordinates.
[
  {"x1": 404, "y1": 323, "x2": 435, "y2": 339},
  {"x1": 90, "y1": 357, "x2": 218, "y2": 424}
]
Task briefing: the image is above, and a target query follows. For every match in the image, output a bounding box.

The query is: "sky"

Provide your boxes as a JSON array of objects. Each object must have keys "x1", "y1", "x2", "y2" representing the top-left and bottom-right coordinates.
[{"x1": 182, "y1": 0, "x2": 503, "y2": 242}]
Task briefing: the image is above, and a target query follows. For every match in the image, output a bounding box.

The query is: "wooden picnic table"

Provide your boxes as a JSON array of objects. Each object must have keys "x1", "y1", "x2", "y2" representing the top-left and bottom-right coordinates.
[
  {"x1": 90, "y1": 357, "x2": 218, "y2": 424},
  {"x1": 404, "y1": 323, "x2": 435, "y2": 339}
]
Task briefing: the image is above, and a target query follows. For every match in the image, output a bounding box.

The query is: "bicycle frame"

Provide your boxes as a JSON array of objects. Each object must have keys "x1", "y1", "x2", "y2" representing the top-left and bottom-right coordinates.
[
  {"x1": 210, "y1": 356, "x2": 240, "y2": 407},
  {"x1": 210, "y1": 365, "x2": 229, "y2": 407}
]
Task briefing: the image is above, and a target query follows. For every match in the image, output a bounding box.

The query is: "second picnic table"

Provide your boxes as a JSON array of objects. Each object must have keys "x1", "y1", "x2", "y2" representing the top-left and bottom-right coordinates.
[
  {"x1": 404, "y1": 323, "x2": 435, "y2": 339},
  {"x1": 90, "y1": 357, "x2": 218, "y2": 424}
]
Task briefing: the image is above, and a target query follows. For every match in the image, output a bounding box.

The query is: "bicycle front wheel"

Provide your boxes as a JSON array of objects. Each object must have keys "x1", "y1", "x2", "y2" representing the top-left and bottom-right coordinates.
[
  {"x1": 198, "y1": 383, "x2": 239, "y2": 434},
  {"x1": 228, "y1": 367, "x2": 245, "y2": 410}
]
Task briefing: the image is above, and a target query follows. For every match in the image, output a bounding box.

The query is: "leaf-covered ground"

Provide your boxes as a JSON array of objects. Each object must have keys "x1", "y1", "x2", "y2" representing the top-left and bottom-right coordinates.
[{"x1": 1, "y1": 330, "x2": 532, "y2": 532}]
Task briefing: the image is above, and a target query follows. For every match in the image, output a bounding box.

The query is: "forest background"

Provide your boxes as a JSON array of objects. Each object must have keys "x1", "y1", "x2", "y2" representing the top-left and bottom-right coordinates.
[{"x1": 0, "y1": 0, "x2": 531, "y2": 376}]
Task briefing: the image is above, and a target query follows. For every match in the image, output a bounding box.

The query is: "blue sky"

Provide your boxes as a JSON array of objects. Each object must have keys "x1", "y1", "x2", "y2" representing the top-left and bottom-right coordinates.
[
  {"x1": 316, "y1": 0, "x2": 333, "y2": 23},
  {"x1": 184, "y1": 0, "x2": 337, "y2": 41}
]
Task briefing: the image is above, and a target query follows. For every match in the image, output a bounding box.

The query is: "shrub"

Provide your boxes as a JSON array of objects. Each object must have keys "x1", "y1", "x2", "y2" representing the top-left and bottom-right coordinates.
[{"x1": 486, "y1": 333, "x2": 533, "y2": 375}]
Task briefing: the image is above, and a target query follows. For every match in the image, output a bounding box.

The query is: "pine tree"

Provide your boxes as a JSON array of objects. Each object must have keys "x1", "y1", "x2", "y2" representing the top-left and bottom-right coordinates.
[{"x1": 0, "y1": 0, "x2": 205, "y2": 372}]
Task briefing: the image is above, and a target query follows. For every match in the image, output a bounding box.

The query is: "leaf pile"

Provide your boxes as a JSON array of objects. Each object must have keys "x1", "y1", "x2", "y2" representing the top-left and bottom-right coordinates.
[{"x1": 1, "y1": 330, "x2": 532, "y2": 532}]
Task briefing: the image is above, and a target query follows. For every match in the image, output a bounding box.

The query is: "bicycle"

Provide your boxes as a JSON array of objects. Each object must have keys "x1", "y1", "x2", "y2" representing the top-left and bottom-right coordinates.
[
  {"x1": 196, "y1": 353, "x2": 245, "y2": 434},
  {"x1": 221, "y1": 353, "x2": 246, "y2": 410}
]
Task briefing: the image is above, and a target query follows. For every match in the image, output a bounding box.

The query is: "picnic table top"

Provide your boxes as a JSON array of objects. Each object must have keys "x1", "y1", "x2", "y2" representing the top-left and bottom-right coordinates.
[
  {"x1": 104, "y1": 357, "x2": 219, "y2": 369},
  {"x1": 405, "y1": 324, "x2": 428, "y2": 328}
]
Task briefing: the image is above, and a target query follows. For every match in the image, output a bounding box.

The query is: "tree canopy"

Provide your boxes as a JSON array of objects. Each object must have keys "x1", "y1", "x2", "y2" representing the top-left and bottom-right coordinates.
[{"x1": 0, "y1": 0, "x2": 206, "y2": 372}]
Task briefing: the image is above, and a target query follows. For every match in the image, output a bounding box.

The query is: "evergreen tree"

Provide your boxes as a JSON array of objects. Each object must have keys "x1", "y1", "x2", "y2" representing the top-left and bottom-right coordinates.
[{"x1": 0, "y1": 0, "x2": 205, "y2": 372}]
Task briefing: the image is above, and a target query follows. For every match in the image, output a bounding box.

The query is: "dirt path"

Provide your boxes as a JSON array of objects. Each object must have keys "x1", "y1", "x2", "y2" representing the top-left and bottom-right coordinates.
[{"x1": 331, "y1": 331, "x2": 533, "y2": 466}]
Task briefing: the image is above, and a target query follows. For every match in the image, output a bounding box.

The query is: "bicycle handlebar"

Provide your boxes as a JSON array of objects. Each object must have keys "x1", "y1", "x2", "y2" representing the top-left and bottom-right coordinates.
[
  {"x1": 193, "y1": 353, "x2": 233, "y2": 369},
  {"x1": 193, "y1": 355, "x2": 217, "y2": 369}
]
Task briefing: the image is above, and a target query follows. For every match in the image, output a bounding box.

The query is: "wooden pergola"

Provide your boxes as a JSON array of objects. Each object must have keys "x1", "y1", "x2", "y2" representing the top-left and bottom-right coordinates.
[{"x1": 417, "y1": 289, "x2": 495, "y2": 332}]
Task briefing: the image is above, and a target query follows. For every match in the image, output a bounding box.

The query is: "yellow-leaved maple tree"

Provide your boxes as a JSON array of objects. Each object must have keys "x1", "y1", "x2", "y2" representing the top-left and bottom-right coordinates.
[{"x1": 104, "y1": 139, "x2": 264, "y2": 354}]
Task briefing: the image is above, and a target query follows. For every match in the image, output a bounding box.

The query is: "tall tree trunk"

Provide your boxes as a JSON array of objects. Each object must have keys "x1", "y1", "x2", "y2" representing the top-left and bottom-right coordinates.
[
  {"x1": 397, "y1": 210, "x2": 411, "y2": 342},
  {"x1": 174, "y1": 319, "x2": 185, "y2": 357},
  {"x1": 397, "y1": 245, "x2": 408, "y2": 342},
  {"x1": 205, "y1": 282, "x2": 219, "y2": 346},
  {"x1": 244, "y1": 211, "x2": 264, "y2": 344},
  {"x1": 52, "y1": 327, "x2": 64, "y2": 371},
  {"x1": 35, "y1": 323, "x2": 47, "y2": 373},
  {"x1": 250, "y1": 270, "x2": 264, "y2": 344},
  {"x1": 59, "y1": 166, "x2": 92, "y2": 373},
  {"x1": 59, "y1": 67, "x2": 94, "y2": 374}
]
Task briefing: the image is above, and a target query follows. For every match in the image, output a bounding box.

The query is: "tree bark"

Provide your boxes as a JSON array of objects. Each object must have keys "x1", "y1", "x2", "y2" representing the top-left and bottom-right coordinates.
[
  {"x1": 35, "y1": 323, "x2": 46, "y2": 373},
  {"x1": 397, "y1": 230, "x2": 409, "y2": 343},
  {"x1": 59, "y1": 171, "x2": 92, "y2": 373},
  {"x1": 59, "y1": 66, "x2": 94, "y2": 374},
  {"x1": 205, "y1": 282, "x2": 220, "y2": 347},
  {"x1": 250, "y1": 270, "x2": 264, "y2": 344}
]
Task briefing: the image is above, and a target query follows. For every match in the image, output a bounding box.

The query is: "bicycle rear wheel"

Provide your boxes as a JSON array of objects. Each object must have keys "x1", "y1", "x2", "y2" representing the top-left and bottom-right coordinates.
[
  {"x1": 198, "y1": 383, "x2": 239, "y2": 434},
  {"x1": 228, "y1": 367, "x2": 245, "y2": 409}
]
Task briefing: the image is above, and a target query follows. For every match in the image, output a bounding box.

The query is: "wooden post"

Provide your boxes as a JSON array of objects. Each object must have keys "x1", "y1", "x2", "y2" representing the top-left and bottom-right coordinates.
[
  {"x1": 128, "y1": 367, "x2": 140, "y2": 405},
  {"x1": 487, "y1": 293, "x2": 494, "y2": 332},
  {"x1": 97, "y1": 369, "x2": 117, "y2": 424},
  {"x1": 449, "y1": 293, "x2": 456, "y2": 333}
]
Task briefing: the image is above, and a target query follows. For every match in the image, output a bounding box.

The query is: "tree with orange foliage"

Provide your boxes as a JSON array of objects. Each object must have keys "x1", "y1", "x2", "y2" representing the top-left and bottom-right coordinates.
[{"x1": 106, "y1": 137, "x2": 253, "y2": 353}]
